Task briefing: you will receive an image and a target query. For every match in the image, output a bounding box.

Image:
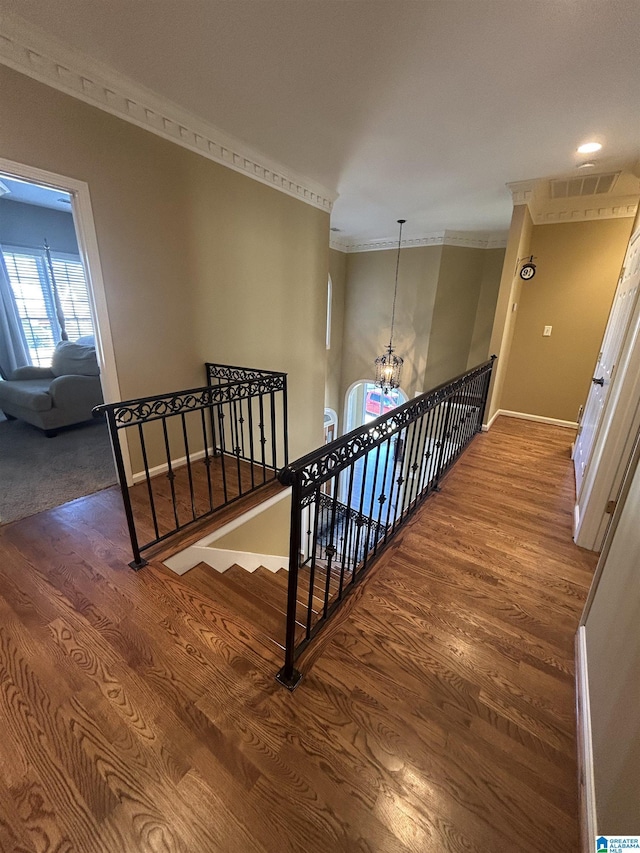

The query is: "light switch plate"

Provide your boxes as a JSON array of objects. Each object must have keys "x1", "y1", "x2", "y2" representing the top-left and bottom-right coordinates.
[{"x1": 543, "y1": 325, "x2": 552, "y2": 337}]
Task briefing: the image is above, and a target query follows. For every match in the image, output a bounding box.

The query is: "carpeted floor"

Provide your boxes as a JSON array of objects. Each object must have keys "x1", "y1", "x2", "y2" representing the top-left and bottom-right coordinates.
[{"x1": 0, "y1": 417, "x2": 117, "y2": 524}]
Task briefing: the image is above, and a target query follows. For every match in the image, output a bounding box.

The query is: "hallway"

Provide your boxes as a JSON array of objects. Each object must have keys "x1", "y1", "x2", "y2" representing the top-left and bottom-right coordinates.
[{"x1": 0, "y1": 416, "x2": 596, "y2": 851}]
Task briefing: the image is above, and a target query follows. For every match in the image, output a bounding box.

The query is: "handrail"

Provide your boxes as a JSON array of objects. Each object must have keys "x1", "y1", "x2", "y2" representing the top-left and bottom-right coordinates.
[
  {"x1": 275, "y1": 356, "x2": 495, "y2": 689},
  {"x1": 95, "y1": 364, "x2": 288, "y2": 569}
]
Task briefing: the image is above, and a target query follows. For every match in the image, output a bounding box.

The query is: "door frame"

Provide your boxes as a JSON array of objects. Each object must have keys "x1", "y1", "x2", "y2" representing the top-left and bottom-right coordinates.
[
  {"x1": 0, "y1": 156, "x2": 131, "y2": 478},
  {"x1": 575, "y1": 225, "x2": 640, "y2": 549}
]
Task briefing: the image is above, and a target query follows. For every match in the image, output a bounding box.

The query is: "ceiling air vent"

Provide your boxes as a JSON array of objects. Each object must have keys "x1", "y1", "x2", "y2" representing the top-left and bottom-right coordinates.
[{"x1": 550, "y1": 172, "x2": 620, "y2": 199}]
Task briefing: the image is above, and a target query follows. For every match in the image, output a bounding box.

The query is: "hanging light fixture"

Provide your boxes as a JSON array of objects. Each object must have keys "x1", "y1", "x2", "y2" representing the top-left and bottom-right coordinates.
[{"x1": 375, "y1": 219, "x2": 405, "y2": 393}]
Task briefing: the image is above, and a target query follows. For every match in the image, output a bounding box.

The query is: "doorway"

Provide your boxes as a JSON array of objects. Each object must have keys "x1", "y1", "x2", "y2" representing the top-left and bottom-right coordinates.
[{"x1": 0, "y1": 159, "x2": 121, "y2": 522}]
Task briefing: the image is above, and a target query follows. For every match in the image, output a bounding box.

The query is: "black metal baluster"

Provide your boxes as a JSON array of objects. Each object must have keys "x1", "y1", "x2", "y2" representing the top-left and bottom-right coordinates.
[
  {"x1": 137, "y1": 422, "x2": 159, "y2": 540},
  {"x1": 247, "y1": 395, "x2": 256, "y2": 490},
  {"x1": 258, "y1": 393, "x2": 267, "y2": 484},
  {"x1": 105, "y1": 412, "x2": 146, "y2": 569},
  {"x1": 408, "y1": 409, "x2": 428, "y2": 512},
  {"x1": 373, "y1": 437, "x2": 393, "y2": 555},
  {"x1": 162, "y1": 417, "x2": 180, "y2": 530},
  {"x1": 424, "y1": 401, "x2": 443, "y2": 491},
  {"x1": 339, "y1": 464, "x2": 356, "y2": 596},
  {"x1": 270, "y1": 391, "x2": 277, "y2": 472},
  {"x1": 362, "y1": 445, "x2": 382, "y2": 571},
  {"x1": 276, "y1": 475, "x2": 303, "y2": 691},
  {"x1": 305, "y1": 492, "x2": 321, "y2": 638},
  {"x1": 239, "y1": 396, "x2": 246, "y2": 460},
  {"x1": 200, "y1": 408, "x2": 214, "y2": 512},
  {"x1": 216, "y1": 402, "x2": 229, "y2": 503},
  {"x1": 434, "y1": 395, "x2": 453, "y2": 488},
  {"x1": 232, "y1": 399, "x2": 243, "y2": 496},
  {"x1": 352, "y1": 452, "x2": 368, "y2": 579},
  {"x1": 416, "y1": 405, "x2": 434, "y2": 501},
  {"x1": 397, "y1": 420, "x2": 419, "y2": 524},
  {"x1": 384, "y1": 427, "x2": 404, "y2": 536},
  {"x1": 282, "y1": 376, "x2": 289, "y2": 467},
  {"x1": 323, "y1": 476, "x2": 340, "y2": 618},
  {"x1": 181, "y1": 412, "x2": 197, "y2": 521}
]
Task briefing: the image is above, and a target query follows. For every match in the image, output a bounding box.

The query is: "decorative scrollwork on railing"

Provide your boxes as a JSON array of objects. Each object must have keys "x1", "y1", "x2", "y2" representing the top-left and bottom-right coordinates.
[
  {"x1": 278, "y1": 358, "x2": 494, "y2": 495},
  {"x1": 206, "y1": 362, "x2": 286, "y2": 385},
  {"x1": 96, "y1": 374, "x2": 286, "y2": 428},
  {"x1": 317, "y1": 492, "x2": 386, "y2": 537}
]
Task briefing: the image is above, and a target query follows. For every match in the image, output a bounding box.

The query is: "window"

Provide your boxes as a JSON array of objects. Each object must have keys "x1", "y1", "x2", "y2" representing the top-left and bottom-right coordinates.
[{"x1": 2, "y1": 246, "x2": 93, "y2": 367}]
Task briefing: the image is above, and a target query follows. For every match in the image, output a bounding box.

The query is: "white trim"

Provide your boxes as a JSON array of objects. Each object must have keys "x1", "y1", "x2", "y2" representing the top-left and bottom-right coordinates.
[
  {"x1": 573, "y1": 503, "x2": 580, "y2": 539},
  {"x1": 482, "y1": 408, "x2": 502, "y2": 432},
  {"x1": 0, "y1": 155, "x2": 129, "y2": 477},
  {"x1": 131, "y1": 447, "x2": 213, "y2": 484},
  {"x1": 576, "y1": 626, "x2": 598, "y2": 852},
  {"x1": 0, "y1": 12, "x2": 336, "y2": 214},
  {"x1": 507, "y1": 177, "x2": 638, "y2": 225},
  {"x1": 163, "y1": 488, "x2": 291, "y2": 576},
  {"x1": 336, "y1": 229, "x2": 508, "y2": 254},
  {"x1": 498, "y1": 409, "x2": 578, "y2": 430},
  {"x1": 165, "y1": 545, "x2": 288, "y2": 577}
]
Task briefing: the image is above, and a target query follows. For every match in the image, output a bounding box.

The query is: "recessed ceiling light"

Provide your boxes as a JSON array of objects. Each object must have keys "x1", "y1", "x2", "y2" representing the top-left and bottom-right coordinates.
[
  {"x1": 577, "y1": 142, "x2": 602, "y2": 154},
  {"x1": 578, "y1": 161, "x2": 596, "y2": 169}
]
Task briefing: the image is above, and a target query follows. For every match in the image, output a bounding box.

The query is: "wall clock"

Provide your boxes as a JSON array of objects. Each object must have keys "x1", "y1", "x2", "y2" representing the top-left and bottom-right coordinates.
[{"x1": 519, "y1": 258, "x2": 536, "y2": 280}]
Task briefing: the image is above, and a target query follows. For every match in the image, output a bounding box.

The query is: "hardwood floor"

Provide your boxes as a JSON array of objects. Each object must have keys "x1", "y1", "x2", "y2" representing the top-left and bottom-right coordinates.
[{"x1": 0, "y1": 416, "x2": 596, "y2": 852}]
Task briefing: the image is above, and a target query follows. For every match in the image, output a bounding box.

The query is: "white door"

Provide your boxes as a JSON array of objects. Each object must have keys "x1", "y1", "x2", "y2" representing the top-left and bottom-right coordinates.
[{"x1": 574, "y1": 228, "x2": 640, "y2": 495}]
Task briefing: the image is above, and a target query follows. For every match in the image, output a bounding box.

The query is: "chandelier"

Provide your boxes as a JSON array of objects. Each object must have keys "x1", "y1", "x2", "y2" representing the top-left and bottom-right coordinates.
[{"x1": 375, "y1": 219, "x2": 405, "y2": 393}]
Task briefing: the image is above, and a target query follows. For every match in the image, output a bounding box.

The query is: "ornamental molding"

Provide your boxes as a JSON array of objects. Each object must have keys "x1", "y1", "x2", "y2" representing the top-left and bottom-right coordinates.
[
  {"x1": 507, "y1": 177, "x2": 639, "y2": 225},
  {"x1": 332, "y1": 229, "x2": 508, "y2": 254},
  {"x1": 0, "y1": 11, "x2": 336, "y2": 213}
]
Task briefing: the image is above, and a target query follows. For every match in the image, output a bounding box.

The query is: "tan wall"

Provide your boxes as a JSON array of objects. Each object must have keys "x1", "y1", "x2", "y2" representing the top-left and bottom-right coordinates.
[
  {"x1": 211, "y1": 493, "x2": 291, "y2": 556},
  {"x1": 486, "y1": 205, "x2": 532, "y2": 423},
  {"x1": 0, "y1": 65, "x2": 328, "y2": 460},
  {"x1": 467, "y1": 248, "x2": 506, "y2": 369},
  {"x1": 339, "y1": 245, "x2": 442, "y2": 422},
  {"x1": 585, "y1": 452, "x2": 640, "y2": 832},
  {"x1": 326, "y1": 249, "x2": 347, "y2": 421},
  {"x1": 423, "y1": 245, "x2": 503, "y2": 390},
  {"x1": 338, "y1": 242, "x2": 503, "y2": 428},
  {"x1": 500, "y1": 217, "x2": 633, "y2": 423}
]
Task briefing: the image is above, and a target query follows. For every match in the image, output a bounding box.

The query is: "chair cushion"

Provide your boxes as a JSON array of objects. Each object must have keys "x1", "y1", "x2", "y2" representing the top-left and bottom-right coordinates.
[
  {"x1": 0, "y1": 379, "x2": 53, "y2": 412},
  {"x1": 51, "y1": 340, "x2": 100, "y2": 377}
]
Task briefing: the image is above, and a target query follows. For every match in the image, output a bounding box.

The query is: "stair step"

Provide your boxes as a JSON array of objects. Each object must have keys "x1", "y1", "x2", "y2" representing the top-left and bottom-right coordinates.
[
  {"x1": 225, "y1": 565, "x2": 288, "y2": 615},
  {"x1": 187, "y1": 562, "x2": 287, "y2": 648}
]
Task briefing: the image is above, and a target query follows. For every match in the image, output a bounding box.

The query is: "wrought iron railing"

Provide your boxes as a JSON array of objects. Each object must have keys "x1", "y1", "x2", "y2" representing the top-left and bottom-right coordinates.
[
  {"x1": 275, "y1": 357, "x2": 495, "y2": 689},
  {"x1": 95, "y1": 363, "x2": 288, "y2": 568}
]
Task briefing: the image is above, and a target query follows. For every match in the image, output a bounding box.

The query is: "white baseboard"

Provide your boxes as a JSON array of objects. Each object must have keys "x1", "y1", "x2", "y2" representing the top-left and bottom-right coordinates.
[
  {"x1": 576, "y1": 626, "x2": 597, "y2": 852},
  {"x1": 132, "y1": 446, "x2": 213, "y2": 484},
  {"x1": 573, "y1": 503, "x2": 580, "y2": 540},
  {"x1": 482, "y1": 409, "x2": 501, "y2": 432},
  {"x1": 163, "y1": 488, "x2": 291, "y2": 575},
  {"x1": 497, "y1": 409, "x2": 578, "y2": 430},
  {"x1": 164, "y1": 544, "x2": 288, "y2": 576}
]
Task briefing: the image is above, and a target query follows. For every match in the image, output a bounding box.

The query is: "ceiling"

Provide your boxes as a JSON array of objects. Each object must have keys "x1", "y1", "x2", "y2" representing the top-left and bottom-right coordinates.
[
  {"x1": 0, "y1": 175, "x2": 72, "y2": 211},
  {"x1": 1, "y1": 0, "x2": 639, "y2": 243}
]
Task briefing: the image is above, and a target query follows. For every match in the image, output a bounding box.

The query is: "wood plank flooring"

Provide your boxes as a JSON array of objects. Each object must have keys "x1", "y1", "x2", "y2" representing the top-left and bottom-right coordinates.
[{"x1": 0, "y1": 416, "x2": 596, "y2": 852}]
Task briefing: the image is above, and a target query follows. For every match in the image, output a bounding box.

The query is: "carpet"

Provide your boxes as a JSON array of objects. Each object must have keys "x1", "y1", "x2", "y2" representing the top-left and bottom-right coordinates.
[{"x1": 0, "y1": 418, "x2": 117, "y2": 524}]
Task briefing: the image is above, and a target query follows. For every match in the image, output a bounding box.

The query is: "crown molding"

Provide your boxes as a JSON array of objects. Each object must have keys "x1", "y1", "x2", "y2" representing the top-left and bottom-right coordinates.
[
  {"x1": 507, "y1": 177, "x2": 638, "y2": 224},
  {"x1": 332, "y1": 229, "x2": 508, "y2": 254},
  {"x1": 329, "y1": 235, "x2": 350, "y2": 252},
  {"x1": 0, "y1": 11, "x2": 336, "y2": 213}
]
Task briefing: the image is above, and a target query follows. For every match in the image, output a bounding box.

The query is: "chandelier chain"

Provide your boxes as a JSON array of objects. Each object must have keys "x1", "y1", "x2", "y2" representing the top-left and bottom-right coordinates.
[{"x1": 388, "y1": 219, "x2": 405, "y2": 350}]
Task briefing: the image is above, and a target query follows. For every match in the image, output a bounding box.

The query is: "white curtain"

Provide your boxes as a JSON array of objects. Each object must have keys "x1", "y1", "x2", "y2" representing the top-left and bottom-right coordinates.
[{"x1": 0, "y1": 251, "x2": 30, "y2": 379}]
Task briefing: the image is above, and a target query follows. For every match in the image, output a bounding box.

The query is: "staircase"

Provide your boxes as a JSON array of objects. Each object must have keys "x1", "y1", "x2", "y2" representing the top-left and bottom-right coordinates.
[{"x1": 173, "y1": 560, "x2": 345, "y2": 652}]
